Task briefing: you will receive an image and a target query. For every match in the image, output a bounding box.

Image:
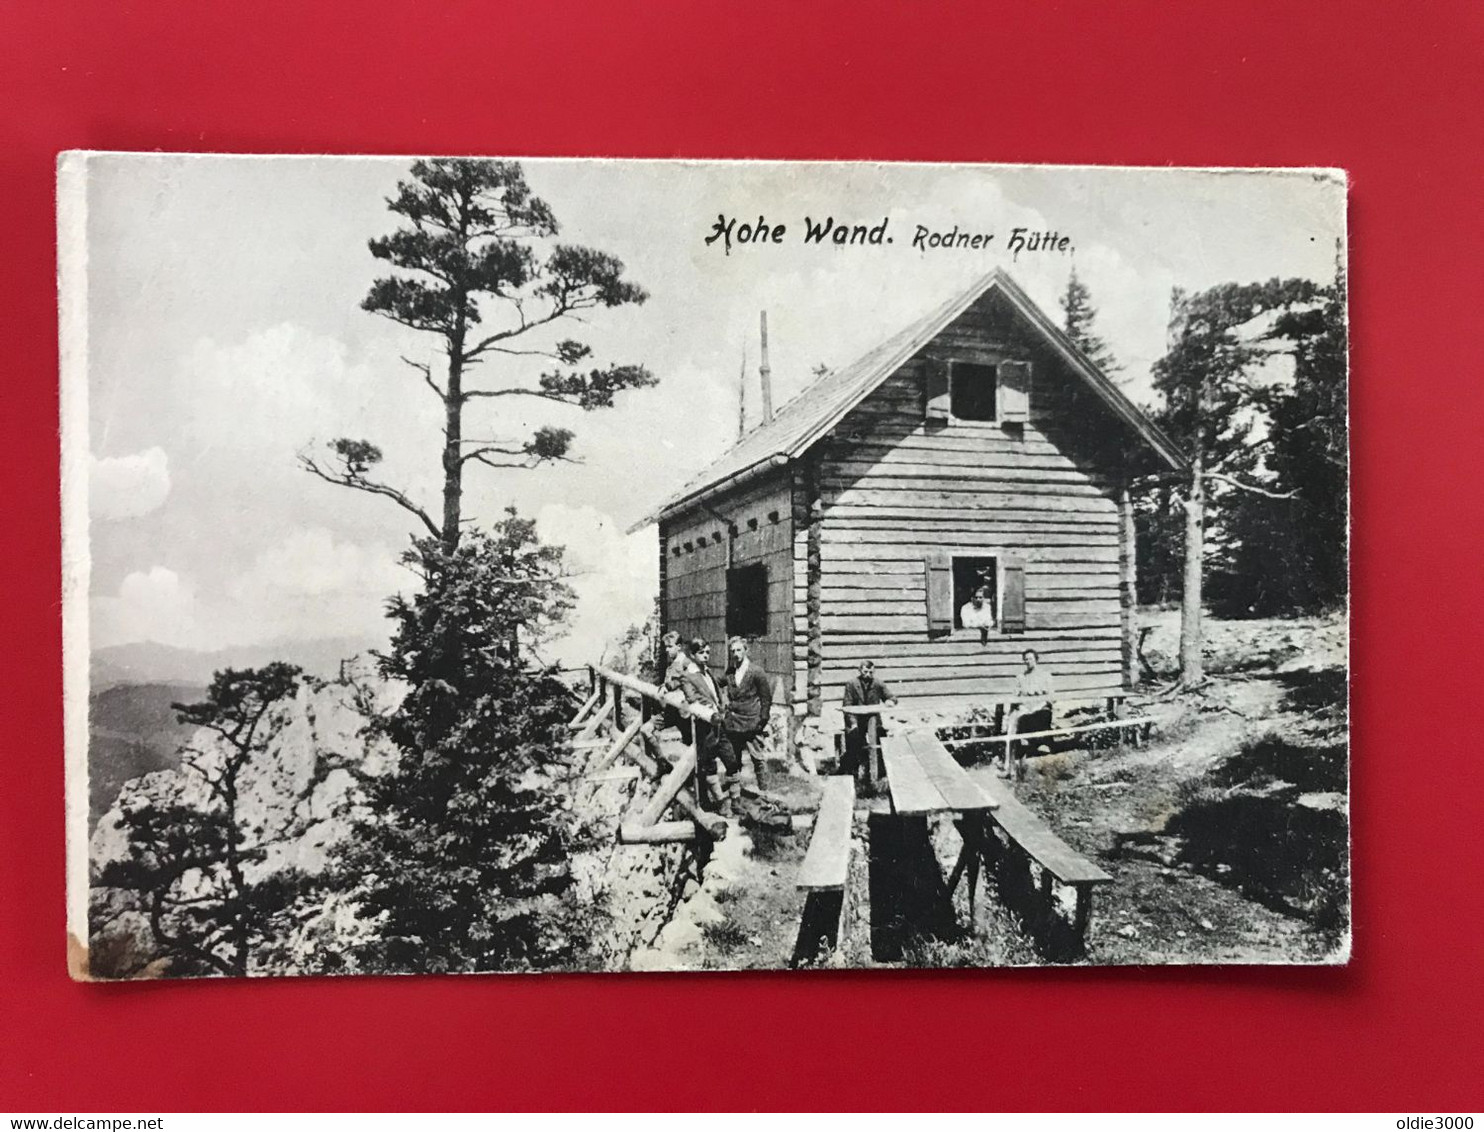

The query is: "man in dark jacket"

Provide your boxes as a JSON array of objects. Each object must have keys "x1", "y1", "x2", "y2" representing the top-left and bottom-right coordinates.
[
  {"x1": 723, "y1": 636, "x2": 773, "y2": 786},
  {"x1": 676, "y1": 638, "x2": 735, "y2": 812},
  {"x1": 841, "y1": 659, "x2": 896, "y2": 782}
]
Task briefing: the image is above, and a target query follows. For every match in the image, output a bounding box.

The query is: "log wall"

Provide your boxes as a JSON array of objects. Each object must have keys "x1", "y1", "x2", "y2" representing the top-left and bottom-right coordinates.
[
  {"x1": 660, "y1": 475, "x2": 795, "y2": 686},
  {"x1": 812, "y1": 289, "x2": 1131, "y2": 712}
]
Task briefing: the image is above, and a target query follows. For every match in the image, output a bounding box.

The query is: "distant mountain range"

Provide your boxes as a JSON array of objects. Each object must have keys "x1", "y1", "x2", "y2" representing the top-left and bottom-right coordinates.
[
  {"x1": 87, "y1": 636, "x2": 383, "y2": 830},
  {"x1": 91, "y1": 636, "x2": 383, "y2": 692},
  {"x1": 88, "y1": 681, "x2": 203, "y2": 830}
]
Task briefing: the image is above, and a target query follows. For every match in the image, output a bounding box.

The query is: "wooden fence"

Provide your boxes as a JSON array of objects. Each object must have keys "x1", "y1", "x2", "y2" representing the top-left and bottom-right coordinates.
[{"x1": 572, "y1": 666, "x2": 726, "y2": 843}]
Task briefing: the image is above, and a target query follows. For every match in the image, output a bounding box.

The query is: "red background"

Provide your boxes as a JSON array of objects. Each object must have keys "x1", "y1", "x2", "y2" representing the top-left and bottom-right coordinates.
[{"x1": 4, "y1": 1, "x2": 1482, "y2": 1112}]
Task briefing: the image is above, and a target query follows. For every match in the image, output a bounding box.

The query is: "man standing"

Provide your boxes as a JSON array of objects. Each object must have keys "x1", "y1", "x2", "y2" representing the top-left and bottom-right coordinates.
[
  {"x1": 1005, "y1": 648, "x2": 1055, "y2": 780},
  {"x1": 677, "y1": 639, "x2": 733, "y2": 811},
  {"x1": 841, "y1": 659, "x2": 896, "y2": 784},
  {"x1": 723, "y1": 636, "x2": 773, "y2": 788},
  {"x1": 659, "y1": 630, "x2": 699, "y2": 742},
  {"x1": 660, "y1": 631, "x2": 694, "y2": 689}
]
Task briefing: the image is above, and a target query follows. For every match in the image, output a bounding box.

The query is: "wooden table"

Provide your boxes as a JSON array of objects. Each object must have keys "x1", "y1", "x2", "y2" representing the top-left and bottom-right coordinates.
[
  {"x1": 883, "y1": 727, "x2": 1114, "y2": 960},
  {"x1": 871, "y1": 729, "x2": 999, "y2": 954}
]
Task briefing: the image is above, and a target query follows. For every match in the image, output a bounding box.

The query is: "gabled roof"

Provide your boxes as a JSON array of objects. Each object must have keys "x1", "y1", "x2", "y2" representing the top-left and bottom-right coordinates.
[{"x1": 640, "y1": 267, "x2": 1184, "y2": 528}]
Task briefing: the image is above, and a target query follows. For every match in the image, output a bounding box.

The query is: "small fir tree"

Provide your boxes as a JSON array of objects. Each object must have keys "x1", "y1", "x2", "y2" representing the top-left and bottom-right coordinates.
[
  {"x1": 338, "y1": 513, "x2": 594, "y2": 973},
  {"x1": 1060, "y1": 264, "x2": 1122, "y2": 374}
]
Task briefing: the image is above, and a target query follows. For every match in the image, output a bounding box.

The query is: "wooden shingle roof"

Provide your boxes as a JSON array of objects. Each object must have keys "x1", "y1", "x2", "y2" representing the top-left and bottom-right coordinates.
[{"x1": 641, "y1": 267, "x2": 1184, "y2": 527}]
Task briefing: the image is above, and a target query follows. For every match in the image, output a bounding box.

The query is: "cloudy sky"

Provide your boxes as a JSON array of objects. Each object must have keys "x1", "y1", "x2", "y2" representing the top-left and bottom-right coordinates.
[{"x1": 74, "y1": 155, "x2": 1344, "y2": 665}]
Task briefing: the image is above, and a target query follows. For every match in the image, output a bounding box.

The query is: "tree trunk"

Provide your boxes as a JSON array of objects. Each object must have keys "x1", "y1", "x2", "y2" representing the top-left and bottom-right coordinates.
[
  {"x1": 1179, "y1": 450, "x2": 1205, "y2": 684},
  {"x1": 222, "y1": 768, "x2": 249, "y2": 977},
  {"x1": 442, "y1": 351, "x2": 464, "y2": 553},
  {"x1": 1118, "y1": 482, "x2": 1138, "y2": 689}
]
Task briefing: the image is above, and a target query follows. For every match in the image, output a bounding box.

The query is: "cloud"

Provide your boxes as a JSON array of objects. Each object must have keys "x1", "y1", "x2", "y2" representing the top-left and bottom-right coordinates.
[
  {"x1": 240, "y1": 528, "x2": 407, "y2": 598},
  {"x1": 92, "y1": 532, "x2": 409, "y2": 651},
  {"x1": 211, "y1": 528, "x2": 409, "y2": 646},
  {"x1": 178, "y1": 322, "x2": 445, "y2": 515},
  {"x1": 536, "y1": 503, "x2": 657, "y2": 666},
  {"x1": 93, "y1": 566, "x2": 198, "y2": 648},
  {"x1": 91, "y1": 447, "x2": 171, "y2": 520}
]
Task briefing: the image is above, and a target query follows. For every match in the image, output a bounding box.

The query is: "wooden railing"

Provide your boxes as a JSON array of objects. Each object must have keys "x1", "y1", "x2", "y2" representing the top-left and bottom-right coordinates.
[{"x1": 570, "y1": 666, "x2": 725, "y2": 843}]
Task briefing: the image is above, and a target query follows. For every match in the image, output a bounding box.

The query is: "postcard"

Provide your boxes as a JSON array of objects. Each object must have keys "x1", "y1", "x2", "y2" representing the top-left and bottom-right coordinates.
[{"x1": 61, "y1": 154, "x2": 1349, "y2": 977}]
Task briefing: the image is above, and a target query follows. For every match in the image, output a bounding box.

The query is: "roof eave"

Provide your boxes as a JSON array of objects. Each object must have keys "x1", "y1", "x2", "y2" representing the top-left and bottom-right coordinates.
[
  {"x1": 626, "y1": 452, "x2": 792, "y2": 534},
  {"x1": 780, "y1": 267, "x2": 1007, "y2": 461},
  {"x1": 991, "y1": 272, "x2": 1189, "y2": 472}
]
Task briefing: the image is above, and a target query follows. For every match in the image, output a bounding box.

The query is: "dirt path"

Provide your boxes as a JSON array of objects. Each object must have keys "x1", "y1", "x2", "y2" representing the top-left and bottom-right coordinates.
[
  {"x1": 978, "y1": 613, "x2": 1349, "y2": 966},
  {"x1": 682, "y1": 677, "x2": 1346, "y2": 968},
  {"x1": 1004, "y1": 746, "x2": 1329, "y2": 965}
]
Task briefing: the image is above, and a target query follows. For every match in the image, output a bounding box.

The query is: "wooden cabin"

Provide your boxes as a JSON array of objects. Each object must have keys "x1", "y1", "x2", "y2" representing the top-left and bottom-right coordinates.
[{"x1": 640, "y1": 268, "x2": 1185, "y2": 726}]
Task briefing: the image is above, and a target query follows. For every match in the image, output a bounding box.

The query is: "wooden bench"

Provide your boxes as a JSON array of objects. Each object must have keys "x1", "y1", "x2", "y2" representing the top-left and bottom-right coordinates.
[
  {"x1": 934, "y1": 696, "x2": 1153, "y2": 755},
  {"x1": 976, "y1": 774, "x2": 1112, "y2": 959},
  {"x1": 878, "y1": 728, "x2": 1113, "y2": 960},
  {"x1": 792, "y1": 775, "x2": 856, "y2": 965}
]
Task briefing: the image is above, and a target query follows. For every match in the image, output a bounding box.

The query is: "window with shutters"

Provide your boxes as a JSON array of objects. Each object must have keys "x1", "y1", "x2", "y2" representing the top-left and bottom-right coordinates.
[
  {"x1": 726, "y1": 562, "x2": 768, "y2": 638},
  {"x1": 924, "y1": 551, "x2": 1027, "y2": 636},
  {"x1": 928, "y1": 357, "x2": 1032, "y2": 425},
  {"x1": 949, "y1": 361, "x2": 998, "y2": 421},
  {"x1": 952, "y1": 556, "x2": 998, "y2": 629}
]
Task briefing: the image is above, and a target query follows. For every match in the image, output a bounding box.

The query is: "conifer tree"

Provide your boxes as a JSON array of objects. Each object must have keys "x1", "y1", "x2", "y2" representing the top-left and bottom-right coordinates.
[
  {"x1": 1151, "y1": 278, "x2": 1322, "y2": 680},
  {"x1": 1212, "y1": 256, "x2": 1348, "y2": 615},
  {"x1": 1264, "y1": 257, "x2": 1348, "y2": 610},
  {"x1": 96, "y1": 664, "x2": 305, "y2": 977},
  {"x1": 302, "y1": 159, "x2": 655, "y2": 552},
  {"x1": 1060, "y1": 264, "x2": 1121, "y2": 374},
  {"x1": 337, "y1": 513, "x2": 593, "y2": 973}
]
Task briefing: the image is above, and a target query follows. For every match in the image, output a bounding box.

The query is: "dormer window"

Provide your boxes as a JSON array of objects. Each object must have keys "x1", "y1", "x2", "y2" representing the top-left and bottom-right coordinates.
[
  {"x1": 949, "y1": 361, "x2": 999, "y2": 421},
  {"x1": 925, "y1": 357, "x2": 1031, "y2": 425}
]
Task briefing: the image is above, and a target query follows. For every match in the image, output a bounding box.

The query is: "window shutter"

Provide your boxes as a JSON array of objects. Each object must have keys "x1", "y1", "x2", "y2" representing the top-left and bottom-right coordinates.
[
  {"x1": 925, "y1": 552, "x2": 952, "y2": 635},
  {"x1": 998, "y1": 359, "x2": 1032, "y2": 423},
  {"x1": 1001, "y1": 556, "x2": 1027, "y2": 634},
  {"x1": 925, "y1": 358, "x2": 950, "y2": 421}
]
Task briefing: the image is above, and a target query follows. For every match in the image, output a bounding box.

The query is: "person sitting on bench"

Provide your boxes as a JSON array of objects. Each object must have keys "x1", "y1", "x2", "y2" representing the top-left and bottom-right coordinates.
[
  {"x1": 841, "y1": 659, "x2": 896, "y2": 784},
  {"x1": 1004, "y1": 648, "x2": 1055, "y2": 780}
]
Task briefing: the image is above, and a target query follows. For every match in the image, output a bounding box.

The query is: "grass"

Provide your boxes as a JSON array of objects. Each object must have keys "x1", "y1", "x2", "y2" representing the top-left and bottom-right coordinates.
[
  {"x1": 898, "y1": 891, "x2": 1041, "y2": 969},
  {"x1": 1166, "y1": 729, "x2": 1349, "y2": 942},
  {"x1": 700, "y1": 918, "x2": 752, "y2": 951},
  {"x1": 1278, "y1": 667, "x2": 1348, "y2": 720}
]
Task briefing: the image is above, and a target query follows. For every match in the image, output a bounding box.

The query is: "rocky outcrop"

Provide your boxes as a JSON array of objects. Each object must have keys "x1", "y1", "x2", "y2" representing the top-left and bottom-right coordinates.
[{"x1": 87, "y1": 669, "x2": 399, "y2": 977}]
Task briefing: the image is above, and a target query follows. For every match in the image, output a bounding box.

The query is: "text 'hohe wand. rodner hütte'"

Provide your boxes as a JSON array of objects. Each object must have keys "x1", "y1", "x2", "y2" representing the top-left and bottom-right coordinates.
[{"x1": 703, "y1": 214, "x2": 1074, "y2": 259}]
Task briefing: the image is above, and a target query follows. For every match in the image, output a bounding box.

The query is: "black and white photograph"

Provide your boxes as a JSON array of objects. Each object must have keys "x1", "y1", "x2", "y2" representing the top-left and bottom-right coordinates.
[{"x1": 61, "y1": 154, "x2": 1350, "y2": 978}]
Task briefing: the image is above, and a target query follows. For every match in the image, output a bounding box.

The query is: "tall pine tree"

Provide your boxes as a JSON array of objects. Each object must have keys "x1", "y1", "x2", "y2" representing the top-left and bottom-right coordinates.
[
  {"x1": 302, "y1": 159, "x2": 655, "y2": 552},
  {"x1": 1151, "y1": 278, "x2": 1323, "y2": 679}
]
